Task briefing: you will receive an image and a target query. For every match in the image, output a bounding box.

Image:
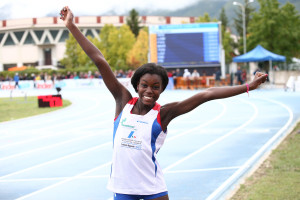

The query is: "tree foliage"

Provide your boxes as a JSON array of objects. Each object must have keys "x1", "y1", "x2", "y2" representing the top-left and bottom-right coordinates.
[
  {"x1": 61, "y1": 24, "x2": 136, "y2": 70},
  {"x1": 247, "y1": 0, "x2": 300, "y2": 60},
  {"x1": 127, "y1": 29, "x2": 149, "y2": 69},
  {"x1": 106, "y1": 25, "x2": 136, "y2": 70},
  {"x1": 219, "y1": 8, "x2": 228, "y2": 29},
  {"x1": 196, "y1": 12, "x2": 218, "y2": 22},
  {"x1": 126, "y1": 9, "x2": 141, "y2": 37},
  {"x1": 218, "y1": 8, "x2": 235, "y2": 64},
  {"x1": 233, "y1": 0, "x2": 256, "y2": 54},
  {"x1": 60, "y1": 33, "x2": 81, "y2": 69}
]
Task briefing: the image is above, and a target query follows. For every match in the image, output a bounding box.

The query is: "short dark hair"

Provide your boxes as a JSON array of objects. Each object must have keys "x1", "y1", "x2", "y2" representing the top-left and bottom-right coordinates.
[{"x1": 131, "y1": 63, "x2": 169, "y2": 93}]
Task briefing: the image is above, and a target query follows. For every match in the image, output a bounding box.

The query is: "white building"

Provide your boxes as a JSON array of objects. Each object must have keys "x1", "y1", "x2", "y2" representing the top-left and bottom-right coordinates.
[{"x1": 0, "y1": 15, "x2": 196, "y2": 71}]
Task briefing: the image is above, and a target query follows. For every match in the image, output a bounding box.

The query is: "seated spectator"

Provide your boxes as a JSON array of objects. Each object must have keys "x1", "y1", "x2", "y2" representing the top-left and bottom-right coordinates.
[
  {"x1": 201, "y1": 71, "x2": 207, "y2": 87},
  {"x1": 215, "y1": 68, "x2": 221, "y2": 86},
  {"x1": 191, "y1": 69, "x2": 200, "y2": 89},
  {"x1": 183, "y1": 69, "x2": 191, "y2": 89},
  {"x1": 126, "y1": 70, "x2": 134, "y2": 78}
]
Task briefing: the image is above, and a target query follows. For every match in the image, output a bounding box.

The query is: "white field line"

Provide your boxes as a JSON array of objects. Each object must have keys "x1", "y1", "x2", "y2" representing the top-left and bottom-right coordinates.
[
  {"x1": 0, "y1": 166, "x2": 239, "y2": 183},
  {"x1": 0, "y1": 175, "x2": 109, "y2": 182},
  {"x1": 0, "y1": 95, "x2": 105, "y2": 128},
  {"x1": 0, "y1": 117, "x2": 112, "y2": 149},
  {"x1": 0, "y1": 142, "x2": 112, "y2": 179},
  {"x1": 163, "y1": 98, "x2": 258, "y2": 173},
  {"x1": 0, "y1": 106, "x2": 113, "y2": 139},
  {"x1": 0, "y1": 128, "x2": 111, "y2": 161},
  {"x1": 205, "y1": 97, "x2": 294, "y2": 200},
  {"x1": 166, "y1": 101, "x2": 227, "y2": 143},
  {"x1": 166, "y1": 166, "x2": 241, "y2": 174},
  {"x1": 16, "y1": 162, "x2": 112, "y2": 200}
]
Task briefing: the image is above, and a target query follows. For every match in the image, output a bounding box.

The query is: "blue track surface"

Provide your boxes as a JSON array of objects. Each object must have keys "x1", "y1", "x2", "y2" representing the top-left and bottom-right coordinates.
[{"x1": 0, "y1": 88, "x2": 299, "y2": 200}]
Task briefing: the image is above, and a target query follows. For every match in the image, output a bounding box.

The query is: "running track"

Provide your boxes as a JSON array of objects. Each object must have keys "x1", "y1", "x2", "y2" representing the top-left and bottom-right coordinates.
[{"x1": 0, "y1": 87, "x2": 299, "y2": 200}]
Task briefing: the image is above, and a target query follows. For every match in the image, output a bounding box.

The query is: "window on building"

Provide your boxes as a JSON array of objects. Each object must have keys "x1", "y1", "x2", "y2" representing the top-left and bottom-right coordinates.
[
  {"x1": 50, "y1": 30, "x2": 59, "y2": 41},
  {"x1": 4, "y1": 64, "x2": 17, "y2": 71},
  {"x1": 0, "y1": 33, "x2": 4, "y2": 43},
  {"x1": 24, "y1": 62, "x2": 38, "y2": 67},
  {"x1": 59, "y1": 30, "x2": 69, "y2": 42},
  {"x1": 85, "y1": 29, "x2": 94, "y2": 37},
  {"x1": 96, "y1": 29, "x2": 101, "y2": 34},
  {"x1": 44, "y1": 35, "x2": 51, "y2": 44},
  {"x1": 14, "y1": 31, "x2": 25, "y2": 42},
  {"x1": 4, "y1": 34, "x2": 15, "y2": 46},
  {"x1": 34, "y1": 30, "x2": 44, "y2": 41},
  {"x1": 24, "y1": 32, "x2": 35, "y2": 44}
]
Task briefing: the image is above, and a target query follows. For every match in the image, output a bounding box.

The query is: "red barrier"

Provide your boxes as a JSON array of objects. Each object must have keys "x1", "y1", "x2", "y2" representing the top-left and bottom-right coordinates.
[{"x1": 38, "y1": 95, "x2": 62, "y2": 107}]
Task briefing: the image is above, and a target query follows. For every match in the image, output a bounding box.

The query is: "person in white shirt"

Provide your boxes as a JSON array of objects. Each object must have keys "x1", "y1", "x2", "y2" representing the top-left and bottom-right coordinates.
[
  {"x1": 183, "y1": 69, "x2": 191, "y2": 89},
  {"x1": 191, "y1": 69, "x2": 200, "y2": 89}
]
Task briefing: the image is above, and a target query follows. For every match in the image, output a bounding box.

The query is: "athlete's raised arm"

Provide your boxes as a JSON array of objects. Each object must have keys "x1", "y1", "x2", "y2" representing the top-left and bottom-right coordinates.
[
  {"x1": 60, "y1": 6, "x2": 132, "y2": 116},
  {"x1": 160, "y1": 72, "x2": 268, "y2": 130}
]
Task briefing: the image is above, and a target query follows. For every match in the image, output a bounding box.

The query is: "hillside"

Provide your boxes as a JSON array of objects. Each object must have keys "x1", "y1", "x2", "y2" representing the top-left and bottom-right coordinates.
[{"x1": 138, "y1": 0, "x2": 300, "y2": 27}]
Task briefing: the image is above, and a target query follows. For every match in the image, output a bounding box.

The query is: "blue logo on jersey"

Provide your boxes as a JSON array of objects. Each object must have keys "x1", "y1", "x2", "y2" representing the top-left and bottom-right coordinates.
[
  {"x1": 137, "y1": 120, "x2": 148, "y2": 124},
  {"x1": 127, "y1": 131, "x2": 136, "y2": 138}
]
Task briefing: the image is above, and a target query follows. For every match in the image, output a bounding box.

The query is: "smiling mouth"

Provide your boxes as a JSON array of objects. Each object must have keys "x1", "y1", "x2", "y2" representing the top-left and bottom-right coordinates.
[{"x1": 143, "y1": 96, "x2": 152, "y2": 100}]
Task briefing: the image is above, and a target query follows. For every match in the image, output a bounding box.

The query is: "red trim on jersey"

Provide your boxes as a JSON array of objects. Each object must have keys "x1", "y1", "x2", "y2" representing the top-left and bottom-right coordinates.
[
  {"x1": 157, "y1": 110, "x2": 162, "y2": 129},
  {"x1": 128, "y1": 97, "x2": 138, "y2": 105},
  {"x1": 152, "y1": 103, "x2": 160, "y2": 111},
  {"x1": 114, "y1": 115, "x2": 118, "y2": 121}
]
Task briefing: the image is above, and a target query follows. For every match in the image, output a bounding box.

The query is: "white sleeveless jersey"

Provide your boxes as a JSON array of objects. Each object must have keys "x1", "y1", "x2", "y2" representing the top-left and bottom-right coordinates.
[{"x1": 107, "y1": 97, "x2": 168, "y2": 195}]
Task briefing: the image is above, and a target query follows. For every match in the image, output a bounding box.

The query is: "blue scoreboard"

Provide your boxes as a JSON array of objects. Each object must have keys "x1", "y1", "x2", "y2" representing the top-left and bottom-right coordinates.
[{"x1": 149, "y1": 23, "x2": 221, "y2": 68}]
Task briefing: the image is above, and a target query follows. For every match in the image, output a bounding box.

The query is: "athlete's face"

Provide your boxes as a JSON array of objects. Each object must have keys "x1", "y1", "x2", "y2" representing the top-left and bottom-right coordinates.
[{"x1": 137, "y1": 73, "x2": 163, "y2": 107}]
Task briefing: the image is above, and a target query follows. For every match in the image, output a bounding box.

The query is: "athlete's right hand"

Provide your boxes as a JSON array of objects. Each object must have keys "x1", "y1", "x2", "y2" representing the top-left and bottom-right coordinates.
[{"x1": 60, "y1": 6, "x2": 74, "y2": 27}]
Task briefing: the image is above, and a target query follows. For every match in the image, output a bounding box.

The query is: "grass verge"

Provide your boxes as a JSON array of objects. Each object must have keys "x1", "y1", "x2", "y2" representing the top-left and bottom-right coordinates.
[
  {"x1": 230, "y1": 121, "x2": 300, "y2": 200},
  {"x1": 0, "y1": 96, "x2": 71, "y2": 122}
]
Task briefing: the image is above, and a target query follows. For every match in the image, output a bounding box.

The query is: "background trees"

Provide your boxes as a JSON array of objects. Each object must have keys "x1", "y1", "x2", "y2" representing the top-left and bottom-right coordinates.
[
  {"x1": 233, "y1": 0, "x2": 256, "y2": 54},
  {"x1": 126, "y1": 9, "x2": 141, "y2": 38},
  {"x1": 247, "y1": 0, "x2": 300, "y2": 61},
  {"x1": 60, "y1": 0, "x2": 299, "y2": 71}
]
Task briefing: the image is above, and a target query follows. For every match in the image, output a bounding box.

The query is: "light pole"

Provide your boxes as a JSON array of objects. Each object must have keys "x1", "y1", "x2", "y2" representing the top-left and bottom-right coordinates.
[{"x1": 233, "y1": 0, "x2": 254, "y2": 54}]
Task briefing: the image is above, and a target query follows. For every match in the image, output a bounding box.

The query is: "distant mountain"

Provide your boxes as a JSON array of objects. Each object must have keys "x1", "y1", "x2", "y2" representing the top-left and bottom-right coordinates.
[
  {"x1": 137, "y1": 0, "x2": 300, "y2": 27},
  {"x1": 134, "y1": 0, "x2": 300, "y2": 33}
]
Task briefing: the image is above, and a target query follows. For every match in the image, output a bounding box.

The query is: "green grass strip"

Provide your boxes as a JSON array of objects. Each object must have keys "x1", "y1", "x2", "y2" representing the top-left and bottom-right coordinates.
[
  {"x1": 0, "y1": 96, "x2": 71, "y2": 122},
  {"x1": 231, "y1": 122, "x2": 300, "y2": 200}
]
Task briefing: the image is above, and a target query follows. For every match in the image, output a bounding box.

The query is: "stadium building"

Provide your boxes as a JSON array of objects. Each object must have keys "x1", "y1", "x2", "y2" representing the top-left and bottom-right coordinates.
[{"x1": 0, "y1": 15, "x2": 196, "y2": 71}]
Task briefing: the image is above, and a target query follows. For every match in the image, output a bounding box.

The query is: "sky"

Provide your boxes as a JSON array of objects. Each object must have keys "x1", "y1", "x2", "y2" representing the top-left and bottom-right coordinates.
[{"x1": 0, "y1": 0, "x2": 200, "y2": 20}]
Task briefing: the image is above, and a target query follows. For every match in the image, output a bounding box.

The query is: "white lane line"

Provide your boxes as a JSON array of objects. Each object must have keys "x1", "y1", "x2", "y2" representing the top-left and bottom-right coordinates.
[
  {"x1": 163, "y1": 98, "x2": 258, "y2": 173},
  {"x1": 0, "y1": 166, "x2": 239, "y2": 183},
  {"x1": 166, "y1": 100, "x2": 227, "y2": 142},
  {"x1": 0, "y1": 142, "x2": 112, "y2": 179},
  {"x1": 0, "y1": 128, "x2": 111, "y2": 161},
  {"x1": 245, "y1": 129, "x2": 271, "y2": 133},
  {"x1": 16, "y1": 162, "x2": 111, "y2": 200},
  {"x1": 0, "y1": 175, "x2": 109, "y2": 183},
  {"x1": 206, "y1": 97, "x2": 294, "y2": 200},
  {"x1": 0, "y1": 107, "x2": 113, "y2": 139},
  {"x1": 0, "y1": 118, "x2": 112, "y2": 149},
  {"x1": 0, "y1": 95, "x2": 104, "y2": 129},
  {"x1": 166, "y1": 166, "x2": 241, "y2": 174}
]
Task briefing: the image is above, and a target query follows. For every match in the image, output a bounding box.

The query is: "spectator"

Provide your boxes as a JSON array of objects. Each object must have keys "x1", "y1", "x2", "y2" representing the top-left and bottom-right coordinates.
[
  {"x1": 116, "y1": 70, "x2": 125, "y2": 78},
  {"x1": 126, "y1": 69, "x2": 134, "y2": 78},
  {"x1": 215, "y1": 68, "x2": 221, "y2": 86},
  {"x1": 183, "y1": 69, "x2": 191, "y2": 89},
  {"x1": 191, "y1": 69, "x2": 200, "y2": 89},
  {"x1": 235, "y1": 66, "x2": 244, "y2": 85},
  {"x1": 172, "y1": 69, "x2": 181, "y2": 89},
  {"x1": 14, "y1": 73, "x2": 20, "y2": 89},
  {"x1": 242, "y1": 69, "x2": 247, "y2": 83}
]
